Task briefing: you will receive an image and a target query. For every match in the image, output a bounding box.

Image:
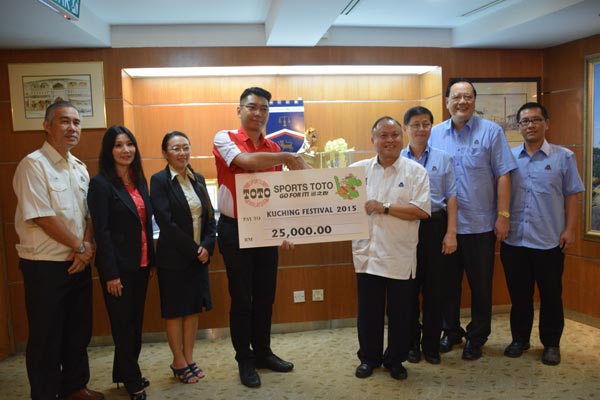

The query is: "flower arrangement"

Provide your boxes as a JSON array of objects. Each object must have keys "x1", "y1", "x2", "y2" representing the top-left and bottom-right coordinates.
[{"x1": 322, "y1": 138, "x2": 354, "y2": 168}]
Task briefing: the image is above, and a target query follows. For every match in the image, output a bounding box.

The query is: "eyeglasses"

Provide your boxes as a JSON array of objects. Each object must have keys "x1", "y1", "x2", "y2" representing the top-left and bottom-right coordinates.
[
  {"x1": 518, "y1": 117, "x2": 545, "y2": 127},
  {"x1": 168, "y1": 145, "x2": 191, "y2": 154},
  {"x1": 242, "y1": 104, "x2": 269, "y2": 114},
  {"x1": 407, "y1": 122, "x2": 432, "y2": 130},
  {"x1": 449, "y1": 94, "x2": 474, "y2": 103}
]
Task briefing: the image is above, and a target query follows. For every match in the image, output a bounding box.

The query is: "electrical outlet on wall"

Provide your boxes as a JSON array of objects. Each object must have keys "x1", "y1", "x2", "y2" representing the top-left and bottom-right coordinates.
[
  {"x1": 293, "y1": 290, "x2": 305, "y2": 303},
  {"x1": 312, "y1": 289, "x2": 324, "y2": 301}
]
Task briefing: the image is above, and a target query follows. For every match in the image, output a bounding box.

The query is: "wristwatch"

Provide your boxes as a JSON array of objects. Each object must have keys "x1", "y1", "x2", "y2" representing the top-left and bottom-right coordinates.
[
  {"x1": 75, "y1": 242, "x2": 86, "y2": 254},
  {"x1": 497, "y1": 211, "x2": 510, "y2": 219},
  {"x1": 383, "y1": 202, "x2": 391, "y2": 215}
]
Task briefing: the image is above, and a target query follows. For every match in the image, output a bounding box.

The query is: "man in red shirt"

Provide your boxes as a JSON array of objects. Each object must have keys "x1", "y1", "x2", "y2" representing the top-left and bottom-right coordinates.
[{"x1": 213, "y1": 87, "x2": 308, "y2": 388}]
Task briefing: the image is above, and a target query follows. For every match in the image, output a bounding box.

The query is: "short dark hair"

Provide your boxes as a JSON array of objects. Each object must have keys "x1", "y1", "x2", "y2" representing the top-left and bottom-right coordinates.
[
  {"x1": 44, "y1": 100, "x2": 77, "y2": 122},
  {"x1": 445, "y1": 78, "x2": 477, "y2": 98},
  {"x1": 99, "y1": 125, "x2": 147, "y2": 190},
  {"x1": 240, "y1": 87, "x2": 272, "y2": 104},
  {"x1": 371, "y1": 116, "x2": 401, "y2": 132},
  {"x1": 516, "y1": 102, "x2": 548, "y2": 122},
  {"x1": 403, "y1": 106, "x2": 434, "y2": 126},
  {"x1": 161, "y1": 130, "x2": 190, "y2": 152}
]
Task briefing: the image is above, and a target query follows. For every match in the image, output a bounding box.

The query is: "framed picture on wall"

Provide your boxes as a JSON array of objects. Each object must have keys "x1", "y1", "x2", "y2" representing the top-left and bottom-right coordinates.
[
  {"x1": 583, "y1": 53, "x2": 600, "y2": 240},
  {"x1": 8, "y1": 61, "x2": 106, "y2": 131},
  {"x1": 450, "y1": 77, "x2": 541, "y2": 148}
]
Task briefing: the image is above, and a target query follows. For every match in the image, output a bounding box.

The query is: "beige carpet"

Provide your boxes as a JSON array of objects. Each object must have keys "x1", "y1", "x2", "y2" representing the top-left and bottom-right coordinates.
[{"x1": 1, "y1": 313, "x2": 599, "y2": 399}]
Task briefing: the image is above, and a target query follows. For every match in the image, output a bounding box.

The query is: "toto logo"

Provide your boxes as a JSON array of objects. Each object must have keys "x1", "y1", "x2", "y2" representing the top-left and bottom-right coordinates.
[{"x1": 242, "y1": 178, "x2": 271, "y2": 207}]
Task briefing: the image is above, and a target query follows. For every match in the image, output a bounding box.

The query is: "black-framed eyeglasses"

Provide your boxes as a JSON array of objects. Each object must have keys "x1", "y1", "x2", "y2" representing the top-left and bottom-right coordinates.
[
  {"x1": 518, "y1": 117, "x2": 545, "y2": 127},
  {"x1": 408, "y1": 122, "x2": 432, "y2": 130}
]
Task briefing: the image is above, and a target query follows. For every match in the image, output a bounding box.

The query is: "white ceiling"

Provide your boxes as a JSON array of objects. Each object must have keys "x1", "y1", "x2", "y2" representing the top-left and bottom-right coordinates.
[{"x1": 0, "y1": 0, "x2": 599, "y2": 49}]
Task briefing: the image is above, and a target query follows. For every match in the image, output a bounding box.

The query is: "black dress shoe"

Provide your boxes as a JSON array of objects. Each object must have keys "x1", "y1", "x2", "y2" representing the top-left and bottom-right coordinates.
[
  {"x1": 255, "y1": 354, "x2": 294, "y2": 372},
  {"x1": 462, "y1": 340, "x2": 482, "y2": 360},
  {"x1": 424, "y1": 353, "x2": 441, "y2": 365},
  {"x1": 542, "y1": 346, "x2": 561, "y2": 366},
  {"x1": 439, "y1": 334, "x2": 463, "y2": 353},
  {"x1": 128, "y1": 390, "x2": 146, "y2": 400},
  {"x1": 355, "y1": 363, "x2": 373, "y2": 378},
  {"x1": 389, "y1": 364, "x2": 408, "y2": 380},
  {"x1": 407, "y1": 348, "x2": 421, "y2": 363},
  {"x1": 239, "y1": 363, "x2": 261, "y2": 388},
  {"x1": 504, "y1": 341, "x2": 530, "y2": 358}
]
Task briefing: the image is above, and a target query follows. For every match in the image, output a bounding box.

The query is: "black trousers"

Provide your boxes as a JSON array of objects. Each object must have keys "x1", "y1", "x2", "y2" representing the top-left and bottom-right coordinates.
[
  {"x1": 101, "y1": 268, "x2": 149, "y2": 393},
  {"x1": 217, "y1": 216, "x2": 278, "y2": 363},
  {"x1": 19, "y1": 259, "x2": 92, "y2": 400},
  {"x1": 441, "y1": 231, "x2": 495, "y2": 346},
  {"x1": 409, "y1": 210, "x2": 454, "y2": 356},
  {"x1": 356, "y1": 272, "x2": 416, "y2": 368},
  {"x1": 500, "y1": 243, "x2": 565, "y2": 347}
]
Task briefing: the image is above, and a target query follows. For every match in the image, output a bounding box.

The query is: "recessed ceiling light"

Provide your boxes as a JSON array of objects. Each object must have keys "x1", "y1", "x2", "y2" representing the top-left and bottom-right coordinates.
[{"x1": 123, "y1": 65, "x2": 438, "y2": 78}]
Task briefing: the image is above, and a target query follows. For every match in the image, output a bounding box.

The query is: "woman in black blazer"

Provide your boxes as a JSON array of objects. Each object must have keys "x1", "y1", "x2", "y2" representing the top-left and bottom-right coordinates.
[
  {"x1": 150, "y1": 131, "x2": 216, "y2": 384},
  {"x1": 88, "y1": 126, "x2": 154, "y2": 400}
]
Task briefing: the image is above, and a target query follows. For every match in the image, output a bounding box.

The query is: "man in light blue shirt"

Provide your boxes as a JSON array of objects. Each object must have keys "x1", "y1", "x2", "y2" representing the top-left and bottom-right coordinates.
[
  {"x1": 500, "y1": 102, "x2": 584, "y2": 366},
  {"x1": 401, "y1": 106, "x2": 457, "y2": 365},
  {"x1": 429, "y1": 79, "x2": 517, "y2": 360}
]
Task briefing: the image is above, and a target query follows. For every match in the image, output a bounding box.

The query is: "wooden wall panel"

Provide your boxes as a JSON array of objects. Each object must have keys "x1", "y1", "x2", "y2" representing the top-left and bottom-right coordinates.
[
  {"x1": 8, "y1": 283, "x2": 26, "y2": 347},
  {"x1": 272, "y1": 264, "x2": 357, "y2": 323},
  {"x1": 132, "y1": 105, "x2": 236, "y2": 158},
  {"x1": 421, "y1": 67, "x2": 442, "y2": 98},
  {"x1": 130, "y1": 74, "x2": 421, "y2": 105},
  {"x1": 121, "y1": 70, "x2": 133, "y2": 104},
  {"x1": 542, "y1": 90, "x2": 584, "y2": 146},
  {"x1": 131, "y1": 76, "x2": 278, "y2": 105},
  {"x1": 420, "y1": 67, "x2": 444, "y2": 125},
  {"x1": 3, "y1": 225, "x2": 19, "y2": 284},
  {"x1": 563, "y1": 257, "x2": 600, "y2": 317}
]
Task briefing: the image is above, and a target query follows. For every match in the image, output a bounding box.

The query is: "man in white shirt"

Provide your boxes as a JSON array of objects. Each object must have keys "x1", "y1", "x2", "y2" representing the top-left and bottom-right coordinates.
[
  {"x1": 351, "y1": 116, "x2": 431, "y2": 381},
  {"x1": 13, "y1": 101, "x2": 103, "y2": 400}
]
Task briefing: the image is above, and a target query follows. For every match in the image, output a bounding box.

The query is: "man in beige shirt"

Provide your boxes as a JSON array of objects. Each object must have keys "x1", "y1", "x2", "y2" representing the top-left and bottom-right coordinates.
[{"x1": 13, "y1": 101, "x2": 103, "y2": 400}]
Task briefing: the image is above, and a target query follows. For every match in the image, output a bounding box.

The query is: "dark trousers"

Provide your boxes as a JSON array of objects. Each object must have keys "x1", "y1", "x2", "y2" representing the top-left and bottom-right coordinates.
[
  {"x1": 19, "y1": 259, "x2": 92, "y2": 400},
  {"x1": 101, "y1": 268, "x2": 149, "y2": 393},
  {"x1": 356, "y1": 272, "x2": 416, "y2": 368},
  {"x1": 217, "y1": 216, "x2": 278, "y2": 363},
  {"x1": 410, "y1": 211, "x2": 454, "y2": 356},
  {"x1": 442, "y1": 231, "x2": 495, "y2": 346},
  {"x1": 500, "y1": 243, "x2": 565, "y2": 347}
]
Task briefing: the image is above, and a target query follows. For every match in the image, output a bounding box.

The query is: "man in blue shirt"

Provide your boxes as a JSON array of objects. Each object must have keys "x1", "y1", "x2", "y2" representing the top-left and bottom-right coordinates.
[
  {"x1": 500, "y1": 102, "x2": 584, "y2": 366},
  {"x1": 429, "y1": 79, "x2": 517, "y2": 360},
  {"x1": 401, "y1": 106, "x2": 457, "y2": 365}
]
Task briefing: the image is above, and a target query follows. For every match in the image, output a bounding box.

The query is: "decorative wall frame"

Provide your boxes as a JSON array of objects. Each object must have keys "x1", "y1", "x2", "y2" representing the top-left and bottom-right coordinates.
[
  {"x1": 8, "y1": 61, "x2": 106, "y2": 131},
  {"x1": 451, "y1": 77, "x2": 541, "y2": 148},
  {"x1": 583, "y1": 53, "x2": 600, "y2": 240}
]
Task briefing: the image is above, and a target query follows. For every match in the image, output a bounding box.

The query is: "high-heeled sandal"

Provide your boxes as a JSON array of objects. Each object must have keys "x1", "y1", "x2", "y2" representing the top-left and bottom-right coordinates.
[
  {"x1": 188, "y1": 362, "x2": 206, "y2": 379},
  {"x1": 170, "y1": 365, "x2": 199, "y2": 384}
]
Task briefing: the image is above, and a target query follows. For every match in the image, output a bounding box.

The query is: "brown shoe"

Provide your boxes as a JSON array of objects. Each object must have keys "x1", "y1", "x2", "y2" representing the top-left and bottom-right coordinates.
[{"x1": 64, "y1": 387, "x2": 105, "y2": 400}]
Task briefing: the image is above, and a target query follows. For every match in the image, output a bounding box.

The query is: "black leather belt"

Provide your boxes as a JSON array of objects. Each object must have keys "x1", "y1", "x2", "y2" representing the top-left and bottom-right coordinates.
[
  {"x1": 219, "y1": 214, "x2": 237, "y2": 225},
  {"x1": 431, "y1": 209, "x2": 447, "y2": 218}
]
